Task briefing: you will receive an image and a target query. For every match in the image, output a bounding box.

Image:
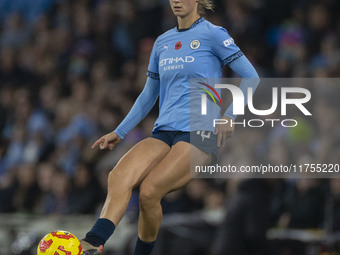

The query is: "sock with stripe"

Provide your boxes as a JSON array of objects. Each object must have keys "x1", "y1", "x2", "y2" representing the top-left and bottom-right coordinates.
[
  {"x1": 83, "y1": 218, "x2": 115, "y2": 247},
  {"x1": 133, "y1": 237, "x2": 156, "y2": 255}
]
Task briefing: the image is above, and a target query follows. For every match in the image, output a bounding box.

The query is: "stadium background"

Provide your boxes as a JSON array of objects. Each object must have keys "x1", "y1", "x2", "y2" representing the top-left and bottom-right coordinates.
[{"x1": 0, "y1": 0, "x2": 340, "y2": 254}]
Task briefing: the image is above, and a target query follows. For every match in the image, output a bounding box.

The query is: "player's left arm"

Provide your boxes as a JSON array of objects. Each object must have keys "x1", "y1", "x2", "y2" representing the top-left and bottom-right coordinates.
[
  {"x1": 225, "y1": 56, "x2": 260, "y2": 119},
  {"x1": 211, "y1": 27, "x2": 259, "y2": 147},
  {"x1": 215, "y1": 56, "x2": 259, "y2": 147}
]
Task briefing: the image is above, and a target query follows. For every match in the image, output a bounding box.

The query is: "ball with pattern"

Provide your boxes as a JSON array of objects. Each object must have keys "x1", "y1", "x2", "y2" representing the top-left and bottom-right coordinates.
[{"x1": 37, "y1": 230, "x2": 83, "y2": 255}]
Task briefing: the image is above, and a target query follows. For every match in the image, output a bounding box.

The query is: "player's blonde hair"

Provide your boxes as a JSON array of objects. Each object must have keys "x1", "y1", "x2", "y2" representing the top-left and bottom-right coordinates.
[{"x1": 198, "y1": 0, "x2": 215, "y2": 16}]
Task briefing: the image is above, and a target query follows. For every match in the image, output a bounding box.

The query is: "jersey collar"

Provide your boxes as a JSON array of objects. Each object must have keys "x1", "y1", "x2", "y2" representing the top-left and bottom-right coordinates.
[{"x1": 176, "y1": 17, "x2": 205, "y2": 32}]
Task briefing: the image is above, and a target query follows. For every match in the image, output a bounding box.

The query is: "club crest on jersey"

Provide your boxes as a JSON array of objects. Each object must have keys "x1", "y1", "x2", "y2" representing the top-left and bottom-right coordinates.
[{"x1": 190, "y1": 40, "x2": 200, "y2": 49}]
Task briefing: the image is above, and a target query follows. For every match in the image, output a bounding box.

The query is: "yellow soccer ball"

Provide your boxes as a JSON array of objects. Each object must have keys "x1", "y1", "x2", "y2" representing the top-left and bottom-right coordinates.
[{"x1": 37, "y1": 230, "x2": 83, "y2": 255}]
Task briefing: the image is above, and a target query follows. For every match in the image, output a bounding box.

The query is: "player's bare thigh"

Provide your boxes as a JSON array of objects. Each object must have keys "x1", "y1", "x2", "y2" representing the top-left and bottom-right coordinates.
[
  {"x1": 139, "y1": 141, "x2": 211, "y2": 200},
  {"x1": 108, "y1": 137, "x2": 171, "y2": 188}
]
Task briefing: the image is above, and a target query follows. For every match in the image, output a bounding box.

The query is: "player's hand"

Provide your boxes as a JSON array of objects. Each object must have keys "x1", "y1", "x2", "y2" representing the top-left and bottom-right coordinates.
[
  {"x1": 215, "y1": 116, "x2": 234, "y2": 147},
  {"x1": 91, "y1": 131, "x2": 122, "y2": 150}
]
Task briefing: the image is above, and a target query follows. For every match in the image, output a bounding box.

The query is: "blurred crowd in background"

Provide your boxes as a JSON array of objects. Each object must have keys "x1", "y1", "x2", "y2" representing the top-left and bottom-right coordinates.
[{"x1": 0, "y1": 0, "x2": 340, "y2": 254}]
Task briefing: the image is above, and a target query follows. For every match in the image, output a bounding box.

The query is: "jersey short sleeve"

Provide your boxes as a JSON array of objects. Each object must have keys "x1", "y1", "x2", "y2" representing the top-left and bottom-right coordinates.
[
  {"x1": 147, "y1": 38, "x2": 160, "y2": 80},
  {"x1": 211, "y1": 27, "x2": 244, "y2": 66}
]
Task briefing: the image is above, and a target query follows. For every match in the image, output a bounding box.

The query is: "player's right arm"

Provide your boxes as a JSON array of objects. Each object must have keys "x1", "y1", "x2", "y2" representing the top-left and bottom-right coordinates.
[
  {"x1": 92, "y1": 77, "x2": 160, "y2": 150},
  {"x1": 92, "y1": 38, "x2": 160, "y2": 151},
  {"x1": 91, "y1": 131, "x2": 122, "y2": 150}
]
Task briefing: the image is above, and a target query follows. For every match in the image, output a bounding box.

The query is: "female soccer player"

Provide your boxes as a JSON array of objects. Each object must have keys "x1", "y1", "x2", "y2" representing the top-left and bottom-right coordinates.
[{"x1": 81, "y1": 0, "x2": 259, "y2": 254}]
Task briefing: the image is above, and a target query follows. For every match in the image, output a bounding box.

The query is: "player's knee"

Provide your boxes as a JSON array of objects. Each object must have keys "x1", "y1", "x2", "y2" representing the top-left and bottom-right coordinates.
[
  {"x1": 107, "y1": 167, "x2": 134, "y2": 192},
  {"x1": 139, "y1": 183, "x2": 160, "y2": 208}
]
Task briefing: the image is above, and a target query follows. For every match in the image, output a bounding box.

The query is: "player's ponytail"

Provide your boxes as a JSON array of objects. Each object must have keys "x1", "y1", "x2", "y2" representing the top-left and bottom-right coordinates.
[{"x1": 198, "y1": 0, "x2": 215, "y2": 16}]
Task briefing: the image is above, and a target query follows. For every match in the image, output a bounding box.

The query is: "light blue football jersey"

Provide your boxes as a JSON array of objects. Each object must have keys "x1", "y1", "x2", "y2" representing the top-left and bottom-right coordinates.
[{"x1": 147, "y1": 17, "x2": 243, "y2": 133}]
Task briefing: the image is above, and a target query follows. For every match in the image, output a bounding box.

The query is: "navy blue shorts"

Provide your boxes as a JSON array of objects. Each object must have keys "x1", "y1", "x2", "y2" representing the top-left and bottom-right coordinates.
[
  {"x1": 151, "y1": 131, "x2": 190, "y2": 147},
  {"x1": 151, "y1": 130, "x2": 219, "y2": 158}
]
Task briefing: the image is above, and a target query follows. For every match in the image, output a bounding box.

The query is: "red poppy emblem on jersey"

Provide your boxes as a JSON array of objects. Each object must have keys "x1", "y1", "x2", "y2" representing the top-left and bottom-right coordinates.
[{"x1": 175, "y1": 41, "x2": 182, "y2": 50}]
